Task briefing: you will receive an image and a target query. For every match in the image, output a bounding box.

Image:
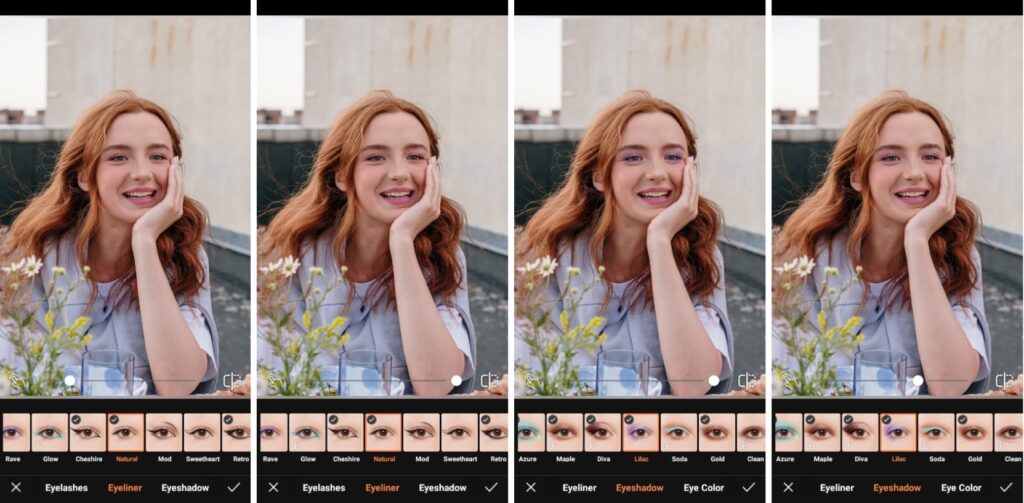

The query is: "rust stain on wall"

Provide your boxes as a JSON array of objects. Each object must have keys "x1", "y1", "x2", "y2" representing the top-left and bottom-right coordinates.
[
  {"x1": 665, "y1": 19, "x2": 673, "y2": 66},
  {"x1": 408, "y1": 19, "x2": 416, "y2": 66}
]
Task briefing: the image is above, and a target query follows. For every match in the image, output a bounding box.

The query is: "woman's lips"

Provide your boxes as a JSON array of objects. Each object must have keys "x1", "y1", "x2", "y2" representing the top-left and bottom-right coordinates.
[
  {"x1": 123, "y1": 190, "x2": 157, "y2": 206},
  {"x1": 637, "y1": 189, "x2": 672, "y2": 206},
  {"x1": 380, "y1": 190, "x2": 415, "y2": 206},
  {"x1": 895, "y1": 189, "x2": 930, "y2": 207}
]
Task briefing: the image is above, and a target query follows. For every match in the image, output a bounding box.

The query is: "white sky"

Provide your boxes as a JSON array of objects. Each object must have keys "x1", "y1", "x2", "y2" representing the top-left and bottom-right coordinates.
[
  {"x1": 514, "y1": 17, "x2": 561, "y2": 115},
  {"x1": 0, "y1": 17, "x2": 46, "y2": 113},
  {"x1": 772, "y1": 17, "x2": 819, "y2": 115},
  {"x1": 256, "y1": 17, "x2": 304, "y2": 115}
]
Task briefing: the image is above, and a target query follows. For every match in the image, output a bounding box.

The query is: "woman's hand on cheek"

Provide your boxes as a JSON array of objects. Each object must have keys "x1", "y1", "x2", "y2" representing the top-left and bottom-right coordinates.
[
  {"x1": 647, "y1": 156, "x2": 699, "y2": 243},
  {"x1": 905, "y1": 157, "x2": 956, "y2": 244},
  {"x1": 132, "y1": 156, "x2": 184, "y2": 244},
  {"x1": 390, "y1": 156, "x2": 441, "y2": 244}
]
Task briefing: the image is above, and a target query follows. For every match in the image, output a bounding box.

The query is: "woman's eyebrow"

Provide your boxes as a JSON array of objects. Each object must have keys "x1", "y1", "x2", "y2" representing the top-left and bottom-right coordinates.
[{"x1": 102, "y1": 143, "x2": 171, "y2": 152}]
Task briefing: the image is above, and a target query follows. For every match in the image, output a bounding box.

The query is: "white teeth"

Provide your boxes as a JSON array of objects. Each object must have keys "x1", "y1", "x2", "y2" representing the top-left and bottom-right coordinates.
[
  {"x1": 639, "y1": 191, "x2": 670, "y2": 198},
  {"x1": 124, "y1": 191, "x2": 155, "y2": 198},
  {"x1": 382, "y1": 191, "x2": 412, "y2": 199},
  {"x1": 897, "y1": 191, "x2": 926, "y2": 198}
]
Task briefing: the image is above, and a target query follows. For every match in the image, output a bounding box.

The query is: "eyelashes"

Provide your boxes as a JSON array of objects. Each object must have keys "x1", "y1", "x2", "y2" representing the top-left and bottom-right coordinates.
[
  {"x1": 111, "y1": 426, "x2": 139, "y2": 440},
  {"x1": 806, "y1": 425, "x2": 835, "y2": 441},
  {"x1": 883, "y1": 424, "x2": 911, "y2": 440},
  {"x1": 443, "y1": 426, "x2": 473, "y2": 440},
  {"x1": 701, "y1": 425, "x2": 730, "y2": 440},
  {"x1": 2, "y1": 426, "x2": 25, "y2": 440},
  {"x1": 291, "y1": 426, "x2": 321, "y2": 440},
  {"x1": 774, "y1": 423, "x2": 798, "y2": 442},
  {"x1": 621, "y1": 152, "x2": 687, "y2": 163},
  {"x1": 260, "y1": 426, "x2": 282, "y2": 440},
  {"x1": 662, "y1": 426, "x2": 691, "y2": 441},
  {"x1": 35, "y1": 426, "x2": 65, "y2": 441},
  {"x1": 921, "y1": 426, "x2": 950, "y2": 440},
  {"x1": 369, "y1": 426, "x2": 397, "y2": 440},
  {"x1": 187, "y1": 426, "x2": 216, "y2": 440},
  {"x1": 147, "y1": 425, "x2": 178, "y2": 440},
  {"x1": 517, "y1": 422, "x2": 540, "y2": 442},
  {"x1": 998, "y1": 426, "x2": 1021, "y2": 440},
  {"x1": 586, "y1": 423, "x2": 618, "y2": 441},
  {"x1": 71, "y1": 427, "x2": 102, "y2": 440},
  {"x1": 482, "y1": 426, "x2": 508, "y2": 440},
  {"x1": 404, "y1": 423, "x2": 436, "y2": 440},
  {"x1": 843, "y1": 423, "x2": 874, "y2": 440},
  {"x1": 740, "y1": 426, "x2": 764, "y2": 440},
  {"x1": 329, "y1": 426, "x2": 360, "y2": 440},
  {"x1": 958, "y1": 425, "x2": 987, "y2": 441},
  {"x1": 626, "y1": 425, "x2": 654, "y2": 441},
  {"x1": 547, "y1": 423, "x2": 578, "y2": 441},
  {"x1": 225, "y1": 427, "x2": 250, "y2": 440}
]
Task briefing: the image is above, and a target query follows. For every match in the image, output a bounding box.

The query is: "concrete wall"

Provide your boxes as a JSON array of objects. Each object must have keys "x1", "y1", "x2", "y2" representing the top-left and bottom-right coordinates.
[
  {"x1": 304, "y1": 17, "x2": 508, "y2": 247},
  {"x1": 819, "y1": 17, "x2": 1022, "y2": 241},
  {"x1": 561, "y1": 16, "x2": 766, "y2": 245},
  {"x1": 47, "y1": 17, "x2": 251, "y2": 251}
]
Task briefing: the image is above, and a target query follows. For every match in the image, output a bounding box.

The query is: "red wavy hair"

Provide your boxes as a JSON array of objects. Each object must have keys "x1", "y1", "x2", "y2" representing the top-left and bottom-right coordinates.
[
  {"x1": 1, "y1": 89, "x2": 209, "y2": 309},
  {"x1": 260, "y1": 90, "x2": 465, "y2": 307},
  {"x1": 517, "y1": 90, "x2": 723, "y2": 307},
  {"x1": 775, "y1": 90, "x2": 980, "y2": 307}
]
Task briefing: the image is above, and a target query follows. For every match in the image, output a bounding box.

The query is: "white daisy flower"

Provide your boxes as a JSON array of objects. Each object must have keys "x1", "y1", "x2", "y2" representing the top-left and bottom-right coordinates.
[
  {"x1": 537, "y1": 256, "x2": 558, "y2": 278},
  {"x1": 281, "y1": 256, "x2": 301, "y2": 278}
]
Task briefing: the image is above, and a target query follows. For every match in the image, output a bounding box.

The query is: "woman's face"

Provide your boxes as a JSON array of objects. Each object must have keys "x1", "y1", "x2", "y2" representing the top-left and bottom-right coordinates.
[
  {"x1": 737, "y1": 413, "x2": 766, "y2": 452},
  {"x1": 773, "y1": 413, "x2": 802, "y2": 452},
  {"x1": 994, "y1": 413, "x2": 1023, "y2": 452},
  {"x1": 622, "y1": 414, "x2": 659, "y2": 452},
  {"x1": 259, "y1": 414, "x2": 287, "y2": 452},
  {"x1": 403, "y1": 413, "x2": 440, "y2": 452},
  {"x1": 364, "y1": 414, "x2": 402, "y2": 452},
  {"x1": 516, "y1": 414, "x2": 545, "y2": 452},
  {"x1": 184, "y1": 413, "x2": 221, "y2": 452},
  {"x1": 584, "y1": 413, "x2": 621, "y2": 452},
  {"x1": 222, "y1": 414, "x2": 251, "y2": 452},
  {"x1": 326, "y1": 413, "x2": 363, "y2": 452},
  {"x1": 343, "y1": 112, "x2": 430, "y2": 228},
  {"x1": 880, "y1": 413, "x2": 916, "y2": 452},
  {"x1": 479, "y1": 414, "x2": 509, "y2": 452},
  {"x1": 2, "y1": 413, "x2": 30, "y2": 452},
  {"x1": 596, "y1": 111, "x2": 688, "y2": 229},
  {"x1": 32, "y1": 413, "x2": 68, "y2": 452},
  {"x1": 546, "y1": 414, "x2": 582, "y2": 452},
  {"x1": 803, "y1": 414, "x2": 840, "y2": 452},
  {"x1": 660, "y1": 413, "x2": 697, "y2": 452},
  {"x1": 107, "y1": 414, "x2": 144, "y2": 452},
  {"x1": 145, "y1": 413, "x2": 182, "y2": 452},
  {"x1": 956, "y1": 413, "x2": 993, "y2": 452},
  {"x1": 287, "y1": 413, "x2": 325, "y2": 452},
  {"x1": 918, "y1": 413, "x2": 955, "y2": 452},
  {"x1": 841, "y1": 414, "x2": 878, "y2": 452},
  {"x1": 90, "y1": 112, "x2": 173, "y2": 227},
  {"x1": 69, "y1": 413, "x2": 106, "y2": 452},
  {"x1": 856, "y1": 111, "x2": 945, "y2": 231},
  {"x1": 441, "y1": 413, "x2": 478, "y2": 452},
  {"x1": 698, "y1": 413, "x2": 735, "y2": 452}
]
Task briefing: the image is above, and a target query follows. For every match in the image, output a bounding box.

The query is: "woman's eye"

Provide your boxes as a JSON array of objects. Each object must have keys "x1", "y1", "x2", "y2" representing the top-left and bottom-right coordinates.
[
  {"x1": 188, "y1": 427, "x2": 214, "y2": 439},
  {"x1": 71, "y1": 427, "x2": 99, "y2": 439},
  {"x1": 446, "y1": 428, "x2": 471, "y2": 439},
  {"x1": 113, "y1": 428, "x2": 136, "y2": 439},
  {"x1": 405, "y1": 428, "x2": 433, "y2": 440},
  {"x1": 370, "y1": 428, "x2": 394, "y2": 440},
  {"x1": 962, "y1": 427, "x2": 985, "y2": 440},
  {"x1": 151, "y1": 154, "x2": 168, "y2": 161},
  {"x1": 36, "y1": 428, "x2": 63, "y2": 440},
  {"x1": 260, "y1": 427, "x2": 281, "y2": 439},
  {"x1": 517, "y1": 427, "x2": 538, "y2": 440},
  {"x1": 775, "y1": 427, "x2": 795, "y2": 440},
  {"x1": 292, "y1": 428, "x2": 319, "y2": 440},
  {"x1": 110, "y1": 154, "x2": 128, "y2": 162},
  {"x1": 367, "y1": 153, "x2": 385, "y2": 162},
  {"x1": 742, "y1": 427, "x2": 764, "y2": 439},
  {"x1": 588, "y1": 428, "x2": 611, "y2": 439},
  {"x1": 664, "y1": 427, "x2": 690, "y2": 439},
  {"x1": 483, "y1": 427, "x2": 507, "y2": 440},
  {"x1": 922, "y1": 428, "x2": 948, "y2": 439},
  {"x1": 622, "y1": 153, "x2": 643, "y2": 163},
  {"x1": 148, "y1": 428, "x2": 175, "y2": 440},
  {"x1": 665, "y1": 153, "x2": 684, "y2": 161},
  {"x1": 408, "y1": 154, "x2": 425, "y2": 161},
  {"x1": 330, "y1": 428, "x2": 357, "y2": 439},
  {"x1": 629, "y1": 427, "x2": 652, "y2": 440},
  {"x1": 2, "y1": 427, "x2": 24, "y2": 439},
  {"x1": 999, "y1": 427, "x2": 1021, "y2": 440},
  {"x1": 225, "y1": 428, "x2": 250, "y2": 440},
  {"x1": 809, "y1": 428, "x2": 833, "y2": 440},
  {"x1": 704, "y1": 428, "x2": 727, "y2": 440},
  {"x1": 845, "y1": 428, "x2": 868, "y2": 439},
  {"x1": 887, "y1": 428, "x2": 908, "y2": 439},
  {"x1": 880, "y1": 154, "x2": 900, "y2": 162}
]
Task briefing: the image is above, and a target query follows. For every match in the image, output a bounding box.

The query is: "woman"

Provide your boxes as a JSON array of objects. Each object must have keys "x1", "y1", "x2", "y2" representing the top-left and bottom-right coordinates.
[
  {"x1": 516, "y1": 90, "x2": 734, "y2": 396},
  {"x1": 773, "y1": 90, "x2": 990, "y2": 396},
  {"x1": 1, "y1": 90, "x2": 219, "y2": 396},
  {"x1": 259, "y1": 90, "x2": 475, "y2": 396}
]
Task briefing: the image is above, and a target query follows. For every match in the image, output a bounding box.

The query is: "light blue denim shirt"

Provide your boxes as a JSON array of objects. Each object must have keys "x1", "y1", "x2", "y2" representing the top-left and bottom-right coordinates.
[
  {"x1": 17, "y1": 236, "x2": 221, "y2": 395},
  {"x1": 772, "y1": 235, "x2": 991, "y2": 394},
  {"x1": 257, "y1": 235, "x2": 477, "y2": 395},
  {"x1": 516, "y1": 237, "x2": 735, "y2": 395}
]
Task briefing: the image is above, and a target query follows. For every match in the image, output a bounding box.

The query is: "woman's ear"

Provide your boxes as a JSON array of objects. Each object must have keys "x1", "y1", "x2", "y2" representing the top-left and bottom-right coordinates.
[
  {"x1": 592, "y1": 172, "x2": 605, "y2": 193},
  {"x1": 77, "y1": 172, "x2": 89, "y2": 192},
  {"x1": 334, "y1": 171, "x2": 346, "y2": 192},
  {"x1": 849, "y1": 172, "x2": 862, "y2": 193}
]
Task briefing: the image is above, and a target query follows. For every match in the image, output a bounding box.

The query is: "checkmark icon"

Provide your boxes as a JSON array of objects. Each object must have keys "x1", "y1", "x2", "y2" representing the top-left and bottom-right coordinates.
[
  {"x1": 742, "y1": 482, "x2": 756, "y2": 492},
  {"x1": 1000, "y1": 482, "x2": 1013, "y2": 493},
  {"x1": 485, "y1": 482, "x2": 499, "y2": 492},
  {"x1": 227, "y1": 482, "x2": 241, "y2": 493}
]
